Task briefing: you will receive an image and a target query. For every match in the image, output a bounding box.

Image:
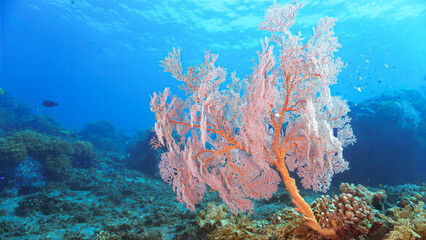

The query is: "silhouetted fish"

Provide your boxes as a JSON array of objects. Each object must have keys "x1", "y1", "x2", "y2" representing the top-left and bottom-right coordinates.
[{"x1": 42, "y1": 100, "x2": 58, "y2": 107}]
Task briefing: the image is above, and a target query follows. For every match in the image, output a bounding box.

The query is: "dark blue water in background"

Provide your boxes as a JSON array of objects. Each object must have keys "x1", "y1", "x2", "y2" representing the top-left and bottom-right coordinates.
[{"x1": 1, "y1": 0, "x2": 424, "y2": 134}]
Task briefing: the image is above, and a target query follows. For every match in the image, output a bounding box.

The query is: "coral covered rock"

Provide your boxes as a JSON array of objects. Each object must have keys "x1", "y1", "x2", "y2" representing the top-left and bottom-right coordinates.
[
  {"x1": 126, "y1": 129, "x2": 162, "y2": 177},
  {"x1": 0, "y1": 130, "x2": 96, "y2": 179},
  {"x1": 79, "y1": 120, "x2": 129, "y2": 152}
]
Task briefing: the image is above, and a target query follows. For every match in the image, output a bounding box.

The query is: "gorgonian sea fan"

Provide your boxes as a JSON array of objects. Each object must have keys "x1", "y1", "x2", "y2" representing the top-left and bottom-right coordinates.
[{"x1": 151, "y1": 1, "x2": 354, "y2": 238}]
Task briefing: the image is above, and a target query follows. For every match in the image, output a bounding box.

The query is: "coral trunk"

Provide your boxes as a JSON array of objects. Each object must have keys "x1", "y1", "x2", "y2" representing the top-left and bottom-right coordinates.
[{"x1": 274, "y1": 160, "x2": 339, "y2": 239}]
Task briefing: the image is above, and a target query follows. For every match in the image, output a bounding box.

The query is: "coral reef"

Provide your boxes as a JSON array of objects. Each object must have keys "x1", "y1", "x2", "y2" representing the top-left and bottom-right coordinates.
[
  {"x1": 79, "y1": 120, "x2": 117, "y2": 140},
  {"x1": 0, "y1": 130, "x2": 72, "y2": 174},
  {"x1": 189, "y1": 183, "x2": 386, "y2": 240},
  {"x1": 126, "y1": 129, "x2": 162, "y2": 177},
  {"x1": 71, "y1": 140, "x2": 97, "y2": 168},
  {"x1": 0, "y1": 87, "x2": 424, "y2": 239},
  {"x1": 197, "y1": 202, "x2": 230, "y2": 231},
  {"x1": 196, "y1": 202, "x2": 269, "y2": 240},
  {"x1": 382, "y1": 201, "x2": 426, "y2": 239},
  {"x1": 0, "y1": 130, "x2": 96, "y2": 179},
  {"x1": 79, "y1": 120, "x2": 129, "y2": 153},
  {"x1": 383, "y1": 184, "x2": 426, "y2": 208},
  {"x1": 14, "y1": 193, "x2": 81, "y2": 217},
  {"x1": 14, "y1": 157, "x2": 45, "y2": 194},
  {"x1": 0, "y1": 136, "x2": 27, "y2": 163}
]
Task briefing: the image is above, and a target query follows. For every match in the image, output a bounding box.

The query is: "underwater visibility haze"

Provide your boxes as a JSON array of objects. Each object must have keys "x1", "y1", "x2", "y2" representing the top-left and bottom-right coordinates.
[{"x1": 0, "y1": 0, "x2": 425, "y2": 239}]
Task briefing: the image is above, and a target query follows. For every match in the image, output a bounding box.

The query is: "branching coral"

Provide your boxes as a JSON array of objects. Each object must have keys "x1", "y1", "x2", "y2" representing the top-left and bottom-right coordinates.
[{"x1": 383, "y1": 201, "x2": 426, "y2": 239}]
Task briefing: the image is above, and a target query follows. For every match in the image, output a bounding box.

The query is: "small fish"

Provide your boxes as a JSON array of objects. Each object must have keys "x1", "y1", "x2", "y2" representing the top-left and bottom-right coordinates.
[
  {"x1": 384, "y1": 64, "x2": 389, "y2": 68},
  {"x1": 365, "y1": 60, "x2": 370, "y2": 63},
  {"x1": 42, "y1": 100, "x2": 58, "y2": 107}
]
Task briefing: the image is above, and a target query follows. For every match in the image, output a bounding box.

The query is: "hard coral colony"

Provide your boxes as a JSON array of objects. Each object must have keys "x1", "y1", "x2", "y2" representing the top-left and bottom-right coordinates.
[{"x1": 151, "y1": 1, "x2": 355, "y2": 239}]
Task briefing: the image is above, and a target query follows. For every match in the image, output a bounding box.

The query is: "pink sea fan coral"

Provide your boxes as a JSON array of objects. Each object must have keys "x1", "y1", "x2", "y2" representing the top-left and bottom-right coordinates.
[{"x1": 151, "y1": 1, "x2": 354, "y2": 238}]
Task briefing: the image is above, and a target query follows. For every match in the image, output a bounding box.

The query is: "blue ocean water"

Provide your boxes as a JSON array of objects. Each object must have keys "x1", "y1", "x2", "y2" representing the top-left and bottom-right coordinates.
[
  {"x1": 0, "y1": 0, "x2": 425, "y2": 239},
  {"x1": 1, "y1": 0, "x2": 424, "y2": 133}
]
